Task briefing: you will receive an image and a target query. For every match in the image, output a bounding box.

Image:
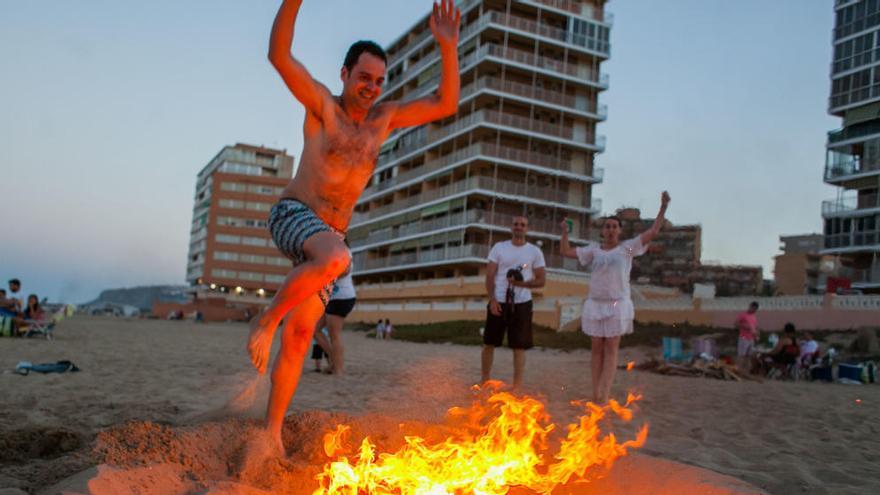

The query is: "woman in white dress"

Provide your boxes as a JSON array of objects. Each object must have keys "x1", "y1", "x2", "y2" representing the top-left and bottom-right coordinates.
[{"x1": 560, "y1": 191, "x2": 670, "y2": 403}]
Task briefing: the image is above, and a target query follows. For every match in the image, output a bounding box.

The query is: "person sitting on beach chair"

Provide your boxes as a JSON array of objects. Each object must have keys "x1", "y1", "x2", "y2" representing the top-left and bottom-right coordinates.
[
  {"x1": 20, "y1": 297, "x2": 67, "y2": 340},
  {"x1": 762, "y1": 323, "x2": 800, "y2": 379}
]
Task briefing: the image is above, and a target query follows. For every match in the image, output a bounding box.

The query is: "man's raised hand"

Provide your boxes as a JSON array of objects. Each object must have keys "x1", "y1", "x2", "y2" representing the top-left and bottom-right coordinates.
[{"x1": 430, "y1": 0, "x2": 461, "y2": 48}]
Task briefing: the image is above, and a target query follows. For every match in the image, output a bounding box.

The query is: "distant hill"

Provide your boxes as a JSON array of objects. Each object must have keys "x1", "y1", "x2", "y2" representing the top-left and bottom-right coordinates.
[{"x1": 83, "y1": 285, "x2": 190, "y2": 312}]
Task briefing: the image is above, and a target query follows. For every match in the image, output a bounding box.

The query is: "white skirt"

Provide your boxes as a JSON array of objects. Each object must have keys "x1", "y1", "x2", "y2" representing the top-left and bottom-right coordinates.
[{"x1": 581, "y1": 298, "x2": 635, "y2": 338}]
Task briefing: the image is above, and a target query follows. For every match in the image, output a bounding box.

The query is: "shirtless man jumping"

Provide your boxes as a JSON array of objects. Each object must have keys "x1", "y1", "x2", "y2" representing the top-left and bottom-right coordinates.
[{"x1": 250, "y1": 0, "x2": 460, "y2": 451}]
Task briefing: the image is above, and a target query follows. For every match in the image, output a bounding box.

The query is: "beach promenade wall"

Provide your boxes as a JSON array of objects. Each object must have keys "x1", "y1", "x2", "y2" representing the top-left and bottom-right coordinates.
[
  {"x1": 627, "y1": 294, "x2": 880, "y2": 332},
  {"x1": 152, "y1": 297, "x2": 256, "y2": 322},
  {"x1": 350, "y1": 282, "x2": 880, "y2": 332}
]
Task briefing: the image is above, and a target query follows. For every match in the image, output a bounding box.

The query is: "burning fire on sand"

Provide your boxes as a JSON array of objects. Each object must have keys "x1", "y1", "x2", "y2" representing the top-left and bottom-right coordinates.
[{"x1": 313, "y1": 382, "x2": 648, "y2": 494}]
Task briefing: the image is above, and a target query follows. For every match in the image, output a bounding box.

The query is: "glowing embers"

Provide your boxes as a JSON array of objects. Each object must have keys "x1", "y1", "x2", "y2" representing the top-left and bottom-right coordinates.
[{"x1": 314, "y1": 382, "x2": 648, "y2": 495}]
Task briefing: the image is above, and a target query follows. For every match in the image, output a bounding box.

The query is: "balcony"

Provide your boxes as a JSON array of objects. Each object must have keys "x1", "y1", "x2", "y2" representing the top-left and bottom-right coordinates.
[
  {"x1": 351, "y1": 208, "x2": 596, "y2": 249},
  {"x1": 377, "y1": 109, "x2": 604, "y2": 170},
  {"x1": 485, "y1": 11, "x2": 610, "y2": 55},
  {"x1": 388, "y1": 2, "x2": 610, "y2": 68},
  {"x1": 460, "y1": 76, "x2": 608, "y2": 118},
  {"x1": 828, "y1": 122, "x2": 880, "y2": 145},
  {"x1": 839, "y1": 265, "x2": 880, "y2": 286},
  {"x1": 527, "y1": 0, "x2": 613, "y2": 24},
  {"x1": 829, "y1": 83, "x2": 880, "y2": 113},
  {"x1": 364, "y1": 141, "x2": 605, "y2": 204},
  {"x1": 386, "y1": 41, "x2": 608, "y2": 101},
  {"x1": 822, "y1": 193, "x2": 880, "y2": 217},
  {"x1": 353, "y1": 176, "x2": 599, "y2": 224},
  {"x1": 352, "y1": 242, "x2": 583, "y2": 274},
  {"x1": 825, "y1": 155, "x2": 880, "y2": 182},
  {"x1": 823, "y1": 230, "x2": 880, "y2": 251},
  {"x1": 353, "y1": 243, "x2": 490, "y2": 272}
]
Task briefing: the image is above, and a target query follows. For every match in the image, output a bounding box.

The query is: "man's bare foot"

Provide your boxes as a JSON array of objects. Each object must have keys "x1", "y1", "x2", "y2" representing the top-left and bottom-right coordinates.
[{"x1": 247, "y1": 315, "x2": 276, "y2": 374}]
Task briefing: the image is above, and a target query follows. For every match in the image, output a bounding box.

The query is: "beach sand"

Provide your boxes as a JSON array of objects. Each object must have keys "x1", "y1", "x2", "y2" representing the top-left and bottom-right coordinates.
[{"x1": 1, "y1": 316, "x2": 878, "y2": 494}]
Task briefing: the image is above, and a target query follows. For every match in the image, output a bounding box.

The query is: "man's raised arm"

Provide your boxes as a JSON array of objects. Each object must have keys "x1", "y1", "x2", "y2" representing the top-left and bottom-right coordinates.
[
  {"x1": 388, "y1": 0, "x2": 461, "y2": 129},
  {"x1": 268, "y1": 0, "x2": 331, "y2": 117}
]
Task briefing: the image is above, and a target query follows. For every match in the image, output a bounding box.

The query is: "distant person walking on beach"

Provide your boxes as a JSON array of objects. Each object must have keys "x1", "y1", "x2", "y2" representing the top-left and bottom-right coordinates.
[
  {"x1": 482, "y1": 216, "x2": 546, "y2": 390},
  {"x1": 375, "y1": 319, "x2": 386, "y2": 340},
  {"x1": 250, "y1": 0, "x2": 460, "y2": 453},
  {"x1": 735, "y1": 302, "x2": 760, "y2": 372},
  {"x1": 560, "y1": 191, "x2": 670, "y2": 404},
  {"x1": 383, "y1": 319, "x2": 393, "y2": 339}
]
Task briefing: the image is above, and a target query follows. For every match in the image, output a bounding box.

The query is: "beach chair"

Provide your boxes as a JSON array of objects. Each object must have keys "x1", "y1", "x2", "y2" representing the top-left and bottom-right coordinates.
[
  {"x1": 662, "y1": 337, "x2": 687, "y2": 362},
  {"x1": 22, "y1": 306, "x2": 70, "y2": 340}
]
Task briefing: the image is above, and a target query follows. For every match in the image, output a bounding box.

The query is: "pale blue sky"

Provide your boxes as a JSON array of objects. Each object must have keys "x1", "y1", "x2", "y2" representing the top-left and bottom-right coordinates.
[{"x1": 1, "y1": 1, "x2": 837, "y2": 303}]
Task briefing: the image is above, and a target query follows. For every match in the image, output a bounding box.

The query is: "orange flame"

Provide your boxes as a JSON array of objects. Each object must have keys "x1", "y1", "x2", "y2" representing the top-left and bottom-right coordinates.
[
  {"x1": 626, "y1": 361, "x2": 635, "y2": 371},
  {"x1": 313, "y1": 383, "x2": 648, "y2": 494}
]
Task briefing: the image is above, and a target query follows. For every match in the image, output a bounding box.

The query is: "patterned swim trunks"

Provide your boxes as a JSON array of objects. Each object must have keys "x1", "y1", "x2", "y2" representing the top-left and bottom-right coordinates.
[{"x1": 268, "y1": 198, "x2": 345, "y2": 306}]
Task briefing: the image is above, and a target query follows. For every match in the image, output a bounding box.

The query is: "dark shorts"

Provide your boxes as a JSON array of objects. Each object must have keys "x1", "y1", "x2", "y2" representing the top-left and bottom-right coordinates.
[
  {"x1": 311, "y1": 343, "x2": 325, "y2": 360},
  {"x1": 325, "y1": 298, "x2": 356, "y2": 318},
  {"x1": 483, "y1": 300, "x2": 533, "y2": 349},
  {"x1": 268, "y1": 198, "x2": 344, "y2": 306}
]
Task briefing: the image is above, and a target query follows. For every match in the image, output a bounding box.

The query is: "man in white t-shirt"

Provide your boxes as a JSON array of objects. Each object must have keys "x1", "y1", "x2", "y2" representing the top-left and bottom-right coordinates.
[{"x1": 482, "y1": 216, "x2": 546, "y2": 389}]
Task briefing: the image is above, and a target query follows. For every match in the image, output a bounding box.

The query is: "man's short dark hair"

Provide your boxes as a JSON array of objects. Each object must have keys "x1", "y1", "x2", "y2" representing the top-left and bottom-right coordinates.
[
  {"x1": 8, "y1": 279, "x2": 20, "y2": 287},
  {"x1": 343, "y1": 40, "x2": 387, "y2": 72},
  {"x1": 784, "y1": 322, "x2": 796, "y2": 333}
]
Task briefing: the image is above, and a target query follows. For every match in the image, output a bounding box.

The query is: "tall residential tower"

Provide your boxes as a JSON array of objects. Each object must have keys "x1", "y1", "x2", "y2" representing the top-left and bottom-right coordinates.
[
  {"x1": 348, "y1": 0, "x2": 612, "y2": 287},
  {"x1": 824, "y1": 0, "x2": 880, "y2": 293}
]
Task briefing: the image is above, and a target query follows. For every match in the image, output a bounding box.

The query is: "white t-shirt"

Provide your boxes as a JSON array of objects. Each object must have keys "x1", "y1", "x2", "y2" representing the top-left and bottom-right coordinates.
[
  {"x1": 800, "y1": 340, "x2": 819, "y2": 358},
  {"x1": 330, "y1": 274, "x2": 356, "y2": 301},
  {"x1": 576, "y1": 237, "x2": 647, "y2": 301},
  {"x1": 487, "y1": 240, "x2": 546, "y2": 304}
]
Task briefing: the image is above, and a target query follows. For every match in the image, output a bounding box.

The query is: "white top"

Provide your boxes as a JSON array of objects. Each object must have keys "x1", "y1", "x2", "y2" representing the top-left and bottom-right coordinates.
[
  {"x1": 576, "y1": 237, "x2": 648, "y2": 301},
  {"x1": 330, "y1": 273, "x2": 356, "y2": 301},
  {"x1": 800, "y1": 340, "x2": 819, "y2": 358},
  {"x1": 487, "y1": 240, "x2": 546, "y2": 304}
]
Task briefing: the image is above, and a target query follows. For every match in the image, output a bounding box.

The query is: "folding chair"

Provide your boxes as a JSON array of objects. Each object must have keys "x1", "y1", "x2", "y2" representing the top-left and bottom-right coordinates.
[{"x1": 23, "y1": 308, "x2": 67, "y2": 340}]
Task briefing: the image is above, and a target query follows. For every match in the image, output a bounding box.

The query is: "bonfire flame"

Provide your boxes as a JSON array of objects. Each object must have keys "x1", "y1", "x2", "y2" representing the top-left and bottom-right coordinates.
[{"x1": 314, "y1": 382, "x2": 648, "y2": 495}]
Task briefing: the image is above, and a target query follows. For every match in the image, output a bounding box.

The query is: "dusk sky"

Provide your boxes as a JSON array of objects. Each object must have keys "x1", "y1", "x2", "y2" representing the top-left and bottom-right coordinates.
[{"x1": 1, "y1": 1, "x2": 837, "y2": 303}]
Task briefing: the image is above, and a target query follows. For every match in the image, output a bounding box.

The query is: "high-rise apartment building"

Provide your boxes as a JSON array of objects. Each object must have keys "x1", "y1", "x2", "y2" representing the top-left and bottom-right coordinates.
[
  {"x1": 348, "y1": 0, "x2": 612, "y2": 286},
  {"x1": 824, "y1": 0, "x2": 880, "y2": 293},
  {"x1": 186, "y1": 144, "x2": 295, "y2": 298}
]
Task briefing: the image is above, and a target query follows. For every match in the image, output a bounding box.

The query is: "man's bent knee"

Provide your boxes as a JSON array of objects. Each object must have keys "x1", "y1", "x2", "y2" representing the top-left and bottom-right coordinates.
[{"x1": 304, "y1": 236, "x2": 350, "y2": 278}]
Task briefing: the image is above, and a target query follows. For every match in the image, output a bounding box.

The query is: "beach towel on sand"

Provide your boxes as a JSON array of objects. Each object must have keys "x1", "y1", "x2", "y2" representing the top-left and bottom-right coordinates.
[{"x1": 14, "y1": 360, "x2": 80, "y2": 376}]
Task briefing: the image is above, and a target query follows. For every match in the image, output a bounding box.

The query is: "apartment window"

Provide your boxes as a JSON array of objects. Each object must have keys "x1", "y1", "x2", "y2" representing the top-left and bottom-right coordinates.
[
  {"x1": 219, "y1": 162, "x2": 261, "y2": 176},
  {"x1": 238, "y1": 271, "x2": 264, "y2": 281},
  {"x1": 216, "y1": 216, "x2": 267, "y2": 229},
  {"x1": 216, "y1": 234, "x2": 241, "y2": 244},
  {"x1": 220, "y1": 182, "x2": 247, "y2": 192},
  {"x1": 245, "y1": 201, "x2": 272, "y2": 212},
  {"x1": 214, "y1": 251, "x2": 239, "y2": 261},
  {"x1": 266, "y1": 256, "x2": 291, "y2": 266},
  {"x1": 242, "y1": 236, "x2": 268, "y2": 247},
  {"x1": 219, "y1": 199, "x2": 245, "y2": 209},
  {"x1": 211, "y1": 269, "x2": 237, "y2": 278},
  {"x1": 247, "y1": 184, "x2": 282, "y2": 195},
  {"x1": 265, "y1": 274, "x2": 286, "y2": 284},
  {"x1": 240, "y1": 254, "x2": 266, "y2": 264}
]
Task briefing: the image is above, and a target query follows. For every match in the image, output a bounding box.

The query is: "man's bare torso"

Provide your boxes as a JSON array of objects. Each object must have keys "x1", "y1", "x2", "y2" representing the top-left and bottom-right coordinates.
[{"x1": 281, "y1": 98, "x2": 392, "y2": 232}]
